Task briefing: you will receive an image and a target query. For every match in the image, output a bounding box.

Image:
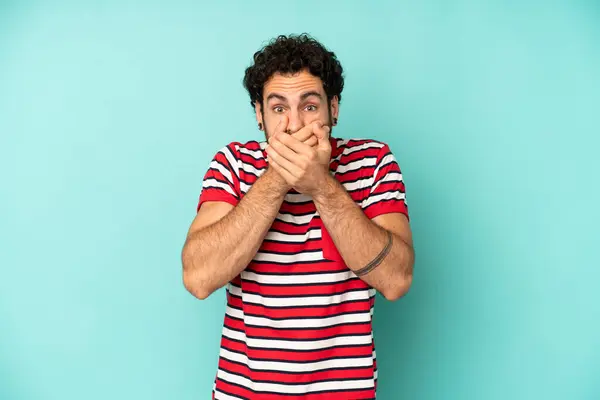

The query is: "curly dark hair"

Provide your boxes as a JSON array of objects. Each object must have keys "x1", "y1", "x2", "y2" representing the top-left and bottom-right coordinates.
[{"x1": 243, "y1": 34, "x2": 344, "y2": 109}]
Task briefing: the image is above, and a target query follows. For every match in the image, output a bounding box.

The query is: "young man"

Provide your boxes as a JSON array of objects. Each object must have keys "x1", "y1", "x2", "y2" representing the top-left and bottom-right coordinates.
[{"x1": 182, "y1": 34, "x2": 414, "y2": 400}]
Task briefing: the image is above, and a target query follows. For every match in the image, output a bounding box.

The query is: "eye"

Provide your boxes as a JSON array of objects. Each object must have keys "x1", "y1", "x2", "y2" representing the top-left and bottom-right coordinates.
[
  {"x1": 305, "y1": 104, "x2": 318, "y2": 112},
  {"x1": 273, "y1": 106, "x2": 285, "y2": 113}
]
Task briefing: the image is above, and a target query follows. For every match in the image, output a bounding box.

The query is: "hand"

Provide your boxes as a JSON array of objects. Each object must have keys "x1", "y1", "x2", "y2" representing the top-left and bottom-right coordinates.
[
  {"x1": 264, "y1": 117, "x2": 294, "y2": 193},
  {"x1": 265, "y1": 120, "x2": 332, "y2": 196},
  {"x1": 264, "y1": 116, "x2": 319, "y2": 194}
]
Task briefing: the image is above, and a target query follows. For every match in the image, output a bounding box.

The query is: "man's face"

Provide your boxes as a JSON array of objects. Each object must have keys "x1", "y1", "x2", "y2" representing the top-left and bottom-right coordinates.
[{"x1": 256, "y1": 69, "x2": 339, "y2": 141}]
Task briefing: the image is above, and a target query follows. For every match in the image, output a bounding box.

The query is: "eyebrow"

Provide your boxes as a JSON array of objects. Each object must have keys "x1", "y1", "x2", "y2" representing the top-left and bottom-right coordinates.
[
  {"x1": 265, "y1": 91, "x2": 323, "y2": 103},
  {"x1": 300, "y1": 91, "x2": 323, "y2": 101}
]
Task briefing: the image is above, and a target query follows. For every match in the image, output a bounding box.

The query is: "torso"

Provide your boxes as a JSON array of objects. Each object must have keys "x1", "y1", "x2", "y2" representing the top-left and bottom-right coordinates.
[{"x1": 212, "y1": 137, "x2": 386, "y2": 400}]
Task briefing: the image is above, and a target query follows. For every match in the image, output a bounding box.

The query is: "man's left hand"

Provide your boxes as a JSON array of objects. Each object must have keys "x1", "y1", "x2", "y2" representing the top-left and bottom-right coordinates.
[{"x1": 265, "y1": 121, "x2": 332, "y2": 196}]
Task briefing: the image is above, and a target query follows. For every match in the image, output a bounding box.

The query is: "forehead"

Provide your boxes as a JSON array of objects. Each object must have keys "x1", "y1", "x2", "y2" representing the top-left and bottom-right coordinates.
[{"x1": 263, "y1": 70, "x2": 325, "y2": 100}]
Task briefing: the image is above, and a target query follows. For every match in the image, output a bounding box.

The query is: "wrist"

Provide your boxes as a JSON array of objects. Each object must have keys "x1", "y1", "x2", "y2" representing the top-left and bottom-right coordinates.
[
  {"x1": 263, "y1": 166, "x2": 291, "y2": 196},
  {"x1": 312, "y1": 172, "x2": 338, "y2": 205}
]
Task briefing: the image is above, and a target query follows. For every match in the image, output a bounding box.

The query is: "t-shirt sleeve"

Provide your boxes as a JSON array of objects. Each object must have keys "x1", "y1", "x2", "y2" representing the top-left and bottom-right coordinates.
[
  {"x1": 196, "y1": 143, "x2": 241, "y2": 211},
  {"x1": 361, "y1": 144, "x2": 409, "y2": 220}
]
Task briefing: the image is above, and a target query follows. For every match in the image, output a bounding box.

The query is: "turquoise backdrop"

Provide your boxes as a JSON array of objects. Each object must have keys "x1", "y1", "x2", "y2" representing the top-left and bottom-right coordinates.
[{"x1": 1, "y1": 1, "x2": 599, "y2": 399}]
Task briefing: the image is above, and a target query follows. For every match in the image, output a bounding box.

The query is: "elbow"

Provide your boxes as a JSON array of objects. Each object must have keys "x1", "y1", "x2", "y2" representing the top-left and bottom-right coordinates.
[
  {"x1": 382, "y1": 274, "x2": 413, "y2": 301},
  {"x1": 181, "y1": 248, "x2": 214, "y2": 300},
  {"x1": 182, "y1": 270, "x2": 213, "y2": 300}
]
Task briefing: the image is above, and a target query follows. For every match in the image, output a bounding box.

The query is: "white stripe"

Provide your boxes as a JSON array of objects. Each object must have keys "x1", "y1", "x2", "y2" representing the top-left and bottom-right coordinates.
[
  {"x1": 276, "y1": 212, "x2": 316, "y2": 225},
  {"x1": 209, "y1": 160, "x2": 234, "y2": 182},
  {"x1": 334, "y1": 138, "x2": 350, "y2": 148},
  {"x1": 222, "y1": 147, "x2": 240, "y2": 178},
  {"x1": 219, "y1": 348, "x2": 374, "y2": 372},
  {"x1": 213, "y1": 390, "x2": 245, "y2": 400},
  {"x1": 344, "y1": 141, "x2": 384, "y2": 155},
  {"x1": 342, "y1": 176, "x2": 374, "y2": 192},
  {"x1": 203, "y1": 178, "x2": 236, "y2": 197},
  {"x1": 336, "y1": 157, "x2": 377, "y2": 174},
  {"x1": 241, "y1": 270, "x2": 355, "y2": 285},
  {"x1": 218, "y1": 369, "x2": 374, "y2": 394},
  {"x1": 373, "y1": 172, "x2": 403, "y2": 191},
  {"x1": 252, "y1": 250, "x2": 323, "y2": 264},
  {"x1": 238, "y1": 147, "x2": 263, "y2": 159},
  {"x1": 371, "y1": 154, "x2": 395, "y2": 182},
  {"x1": 222, "y1": 327, "x2": 373, "y2": 350},
  {"x1": 362, "y1": 191, "x2": 406, "y2": 208},
  {"x1": 228, "y1": 285, "x2": 372, "y2": 307},
  {"x1": 240, "y1": 162, "x2": 265, "y2": 177},
  {"x1": 226, "y1": 306, "x2": 370, "y2": 328},
  {"x1": 264, "y1": 228, "x2": 321, "y2": 243},
  {"x1": 240, "y1": 181, "x2": 250, "y2": 194}
]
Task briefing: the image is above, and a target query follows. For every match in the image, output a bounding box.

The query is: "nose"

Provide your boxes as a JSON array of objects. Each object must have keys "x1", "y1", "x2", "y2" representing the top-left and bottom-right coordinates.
[{"x1": 286, "y1": 110, "x2": 303, "y2": 134}]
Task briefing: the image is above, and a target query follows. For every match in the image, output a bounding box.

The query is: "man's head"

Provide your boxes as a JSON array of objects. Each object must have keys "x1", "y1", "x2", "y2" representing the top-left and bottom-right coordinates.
[{"x1": 243, "y1": 34, "x2": 344, "y2": 140}]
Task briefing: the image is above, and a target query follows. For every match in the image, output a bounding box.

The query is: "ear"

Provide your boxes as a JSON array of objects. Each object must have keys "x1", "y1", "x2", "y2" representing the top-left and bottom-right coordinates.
[
  {"x1": 330, "y1": 96, "x2": 339, "y2": 122},
  {"x1": 255, "y1": 101, "x2": 263, "y2": 127}
]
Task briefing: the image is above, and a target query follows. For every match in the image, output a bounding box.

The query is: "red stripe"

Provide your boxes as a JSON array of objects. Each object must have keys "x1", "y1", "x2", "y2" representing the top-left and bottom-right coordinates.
[
  {"x1": 218, "y1": 358, "x2": 374, "y2": 384},
  {"x1": 224, "y1": 316, "x2": 372, "y2": 340},
  {"x1": 215, "y1": 378, "x2": 375, "y2": 400},
  {"x1": 239, "y1": 279, "x2": 367, "y2": 297},
  {"x1": 259, "y1": 240, "x2": 322, "y2": 253},
  {"x1": 228, "y1": 295, "x2": 371, "y2": 319},
  {"x1": 221, "y1": 337, "x2": 374, "y2": 362},
  {"x1": 247, "y1": 262, "x2": 348, "y2": 274}
]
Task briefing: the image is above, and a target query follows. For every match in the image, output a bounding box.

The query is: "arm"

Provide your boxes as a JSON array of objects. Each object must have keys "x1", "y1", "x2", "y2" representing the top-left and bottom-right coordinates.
[
  {"x1": 182, "y1": 117, "x2": 315, "y2": 300},
  {"x1": 265, "y1": 126, "x2": 414, "y2": 301},
  {"x1": 313, "y1": 175, "x2": 414, "y2": 301},
  {"x1": 181, "y1": 167, "x2": 288, "y2": 299}
]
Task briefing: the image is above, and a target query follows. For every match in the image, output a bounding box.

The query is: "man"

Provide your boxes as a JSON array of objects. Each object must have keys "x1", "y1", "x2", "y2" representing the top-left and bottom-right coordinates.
[{"x1": 182, "y1": 34, "x2": 414, "y2": 400}]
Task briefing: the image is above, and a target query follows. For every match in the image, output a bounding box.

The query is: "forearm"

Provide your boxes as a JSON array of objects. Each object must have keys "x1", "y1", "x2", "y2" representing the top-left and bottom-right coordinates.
[
  {"x1": 182, "y1": 168, "x2": 287, "y2": 299},
  {"x1": 313, "y1": 175, "x2": 414, "y2": 300}
]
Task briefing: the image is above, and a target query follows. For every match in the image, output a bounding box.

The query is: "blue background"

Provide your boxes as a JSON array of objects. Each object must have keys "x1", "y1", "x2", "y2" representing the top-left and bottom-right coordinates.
[{"x1": 1, "y1": 1, "x2": 599, "y2": 399}]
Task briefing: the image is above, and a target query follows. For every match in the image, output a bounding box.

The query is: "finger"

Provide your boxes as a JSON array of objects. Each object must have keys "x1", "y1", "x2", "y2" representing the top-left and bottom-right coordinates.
[
  {"x1": 276, "y1": 132, "x2": 315, "y2": 156},
  {"x1": 266, "y1": 115, "x2": 288, "y2": 152},
  {"x1": 314, "y1": 125, "x2": 331, "y2": 149},
  {"x1": 313, "y1": 121, "x2": 330, "y2": 141},
  {"x1": 304, "y1": 135, "x2": 318, "y2": 147},
  {"x1": 268, "y1": 157, "x2": 297, "y2": 186},
  {"x1": 291, "y1": 122, "x2": 318, "y2": 142},
  {"x1": 269, "y1": 135, "x2": 302, "y2": 161},
  {"x1": 275, "y1": 115, "x2": 289, "y2": 136},
  {"x1": 265, "y1": 145, "x2": 304, "y2": 178}
]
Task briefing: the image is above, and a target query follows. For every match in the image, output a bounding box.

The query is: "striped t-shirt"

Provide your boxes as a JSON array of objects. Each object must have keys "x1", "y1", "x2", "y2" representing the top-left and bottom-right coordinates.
[{"x1": 197, "y1": 136, "x2": 409, "y2": 400}]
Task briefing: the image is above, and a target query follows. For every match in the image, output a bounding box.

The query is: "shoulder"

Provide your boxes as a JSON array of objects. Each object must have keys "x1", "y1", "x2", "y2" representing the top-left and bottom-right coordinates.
[
  {"x1": 332, "y1": 137, "x2": 392, "y2": 160},
  {"x1": 217, "y1": 140, "x2": 263, "y2": 154},
  {"x1": 213, "y1": 140, "x2": 266, "y2": 161},
  {"x1": 213, "y1": 140, "x2": 267, "y2": 177}
]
